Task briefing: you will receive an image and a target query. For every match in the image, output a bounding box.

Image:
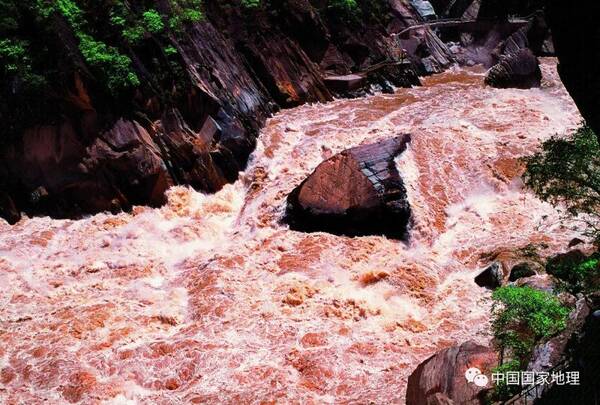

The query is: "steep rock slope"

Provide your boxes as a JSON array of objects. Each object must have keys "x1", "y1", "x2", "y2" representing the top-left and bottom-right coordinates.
[{"x1": 0, "y1": 0, "x2": 453, "y2": 223}]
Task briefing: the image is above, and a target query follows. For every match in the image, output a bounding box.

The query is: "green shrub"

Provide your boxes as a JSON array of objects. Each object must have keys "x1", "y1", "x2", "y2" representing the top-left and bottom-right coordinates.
[
  {"x1": 78, "y1": 33, "x2": 140, "y2": 91},
  {"x1": 491, "y1": 286, "x2": 569, "y2": 365},
  {"x1": 328, "y1": 0, "x2": 358, "y2": 12},
  {"x1": 547, "y1": 253, "x2": 600, "y2": 295},
  {"x1": 121, "y1": 26, "x2": 145, "y2": 44},
  {"x1": 142, "y1": 9, "x2": 164, "y2": 34},
  {"x1": 168, "y1": 0, "x2": 204, "y2": 32},
  {"x1": 524, "y1": 125, "x2": 600, "y2": 243},
  {"x1": 489, "y1": 286, "x2": 569, "y2": 401},
  {"x1": 241, "y1": 0, "x2": 261, "y2": 9}
]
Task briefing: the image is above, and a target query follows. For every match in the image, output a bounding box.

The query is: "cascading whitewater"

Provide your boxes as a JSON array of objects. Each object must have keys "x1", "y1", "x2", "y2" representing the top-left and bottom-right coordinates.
[{"x1": 0, "y1": 59, "x2": 583, "y2": 404}]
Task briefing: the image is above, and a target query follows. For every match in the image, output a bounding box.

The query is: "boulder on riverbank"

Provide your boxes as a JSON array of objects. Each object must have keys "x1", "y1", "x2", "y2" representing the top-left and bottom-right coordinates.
[
  {"x1": 484, "y1": 24, "x2": 542, "y2": 89},
  {"x1": 285, "y1": 135, "x2": 412, "y2": 239},
  {"x1": 485, "y1": 48, "x2": 542, "y2": 89},
  {"x1": 406, "y1": 341, "x2": 498, "y2": 405}
]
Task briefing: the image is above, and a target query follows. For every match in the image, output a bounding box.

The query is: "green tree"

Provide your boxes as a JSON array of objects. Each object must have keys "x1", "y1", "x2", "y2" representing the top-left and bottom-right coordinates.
[
  {"x1": 524, "y1": 125, "x2": 600, "y2": 242},
  {"x1": 491, "y1": 286, "x2": 569, "y2": 364},
  {"x1": 489, "y1": 286, "x2": 569, "y2": 401}
]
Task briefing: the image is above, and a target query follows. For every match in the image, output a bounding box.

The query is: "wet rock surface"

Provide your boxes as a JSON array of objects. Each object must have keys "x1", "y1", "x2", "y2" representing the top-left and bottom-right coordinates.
[
  {"x1": 485, "y1": 48, "x2": 542, "y2": 89},
  {"x1": 406, "y1": 341, "x2": 498, "y2": 405},
  {"x1": 285, "y1": 135, "x2": 412, "y2": 239}
]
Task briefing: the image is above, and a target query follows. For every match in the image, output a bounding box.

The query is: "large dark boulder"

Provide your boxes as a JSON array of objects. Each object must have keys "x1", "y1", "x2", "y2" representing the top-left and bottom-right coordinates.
[
  {"x1": 475, "y1": 262, "x2": 504, "y2": 289},
  {"x1": 484, "y1": 23, "x2": 543, "y2": 89},
  {"x1": 285, "y1": 135, "x2": 412, "y2": 239},
  {"x1": 406, "y1": 341, "x2": 498, "y2": 405},
  {"x1": 485, "y1": 48, "x2": 542, "y2": 89},
  {"x1": 509, "y1": 262, "x2": 539, "y2": 282}
]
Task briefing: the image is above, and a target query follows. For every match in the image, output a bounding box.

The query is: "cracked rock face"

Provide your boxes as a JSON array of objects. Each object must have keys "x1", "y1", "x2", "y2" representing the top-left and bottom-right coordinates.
[{"x1": 285, "y1": 135, "x2": 412, "y2": 239}]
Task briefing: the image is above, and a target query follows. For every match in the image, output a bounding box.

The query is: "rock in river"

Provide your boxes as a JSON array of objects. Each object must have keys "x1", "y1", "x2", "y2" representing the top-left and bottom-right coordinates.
[{"x1": 285, "y1": 135, "x2": 412, "y2": 239}]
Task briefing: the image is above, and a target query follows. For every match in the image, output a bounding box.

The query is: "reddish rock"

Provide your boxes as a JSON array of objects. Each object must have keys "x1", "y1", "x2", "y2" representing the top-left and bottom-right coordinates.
[
  {"x1": 285, "y1": 135, "x2": 412, "y2": 239},
  {"x1": 406, "y1": 341, "x2": 498, "y2": 405}
]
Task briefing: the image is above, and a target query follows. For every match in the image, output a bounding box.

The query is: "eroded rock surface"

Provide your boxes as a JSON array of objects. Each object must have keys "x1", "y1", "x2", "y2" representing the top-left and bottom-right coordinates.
[
  {"x1": 285, "y1": 135, "x2": 411, "y2": 239},
  {"x1": 406, "y1": 341, "x2": 498, "y2": 405}
]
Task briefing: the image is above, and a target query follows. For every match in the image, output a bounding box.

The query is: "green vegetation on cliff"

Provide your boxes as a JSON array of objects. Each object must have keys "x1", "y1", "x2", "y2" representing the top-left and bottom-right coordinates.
[
  {"x1": 491, "y1": 286, "x2": 569, "y2": 364},
  {"x1": 524, "y1": 125, "x2": 600, "y2": 243},
  {"x1": 489, "y1": 285, "x2": 569, "y2": 401},
  {"x1": 0, "y1": 0, "x2": 208, "y2": 143},
  {"x1": 547, "y1": 253, "x2": 600, "y2": 295}
]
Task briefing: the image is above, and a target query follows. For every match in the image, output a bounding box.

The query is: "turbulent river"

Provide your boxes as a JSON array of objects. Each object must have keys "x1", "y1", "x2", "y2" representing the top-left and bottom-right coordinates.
[{"x1": 0, "y1": 59, "x2": 584, "y2": 404}]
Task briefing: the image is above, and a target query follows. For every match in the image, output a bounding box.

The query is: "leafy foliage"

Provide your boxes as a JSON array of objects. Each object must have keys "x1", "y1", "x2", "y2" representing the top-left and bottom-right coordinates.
[
  {"x1": 488, "y1": 286, "x2": 569, "y2": 401},
  {"x1": 491, "y1": 286, "x2": 569, "y2": 364},
  {"x1": 241, "y1": 0, "x2": 260, "y2": 9},
  {"x1": 329, "y1": 0, "x2": 358, "y2": 12},
  {"x1": 547, "y1": 253, "x2": 600, "y2": 295},
  {"x1": 524, "y1": 125, "x2": 600, "y2": 242},
  {"x1": 142, "y1": 9, "x2": 164, "y2": 34}
]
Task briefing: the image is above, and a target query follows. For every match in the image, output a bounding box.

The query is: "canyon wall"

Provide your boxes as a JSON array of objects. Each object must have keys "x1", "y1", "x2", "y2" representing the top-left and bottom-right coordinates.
[
  {"x1": 0, "y1": 0, "x2": 454, "y2": 223},
  {"x1": 0, "y1": 0, "x2": 554, "y2": 223}
]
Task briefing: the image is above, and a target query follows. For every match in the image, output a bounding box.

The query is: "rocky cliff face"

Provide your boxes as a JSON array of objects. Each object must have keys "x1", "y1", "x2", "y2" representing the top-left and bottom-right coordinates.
[
  {"x1": 0, "y1": 0, "x2": 557, "y2": 223},
  {"x1": 0, "y1": 0, "x2": 456, "y2": 223}
]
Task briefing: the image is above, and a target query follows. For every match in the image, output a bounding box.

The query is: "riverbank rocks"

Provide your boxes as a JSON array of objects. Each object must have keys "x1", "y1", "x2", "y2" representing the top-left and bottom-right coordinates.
[
  {"x1": 406, "y1": 341, "x2": 498, "y2": 405},
  {"x1": 485, "y1": 48, "x2": 542, "y2": 89},
  {"x1": 484, "y1": 23, "x2": 542, "y2": 89},
  {"x1": 528, "y1": 298, "x2": 590, "y2": 374},
  {"x1": 285, "y1": 135, "x2": 411, "y2": 239},
  {"x1": 509, "y1": 262, "x2": 539, "y2": 282},
  {"x1": 475, "y1": 262, "x2": 503, "y2": 289}
]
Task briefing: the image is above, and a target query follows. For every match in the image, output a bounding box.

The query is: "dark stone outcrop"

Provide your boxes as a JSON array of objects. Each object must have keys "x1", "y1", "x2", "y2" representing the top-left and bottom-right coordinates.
[
  {"x1": 535, "y1": 307, "x2": 600, "y2": 404},
  {"x1": 546, "y1": 250, "x2": 588, "y2": 276},
  {"x1": 484, "y1": 24, "x2": 542, "y2": 89},
  {"x1": 285, "y1": 135, "x2": 412, "y2": 239},
  {"x1": 545, "y1": 0, "x2": 600, "y2": 138},
  {"x1": 475, "y1": 262, "x2": 504, "y2": 289},
  {"x1": 509, "y1": 262, "x2": 538, "y2": 282},
  {"x1": 406, "y1": 341, "x2": 498, "y2": 405}
]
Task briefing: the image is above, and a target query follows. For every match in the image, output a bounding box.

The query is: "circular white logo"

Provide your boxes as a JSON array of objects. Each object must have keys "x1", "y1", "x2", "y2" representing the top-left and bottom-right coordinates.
[
  {"x1": 473, "y1": 374, "x2": 489, "y2": 387},
  {"x1": 465, "y1": 367, "x2": 481, "y2": 383}
]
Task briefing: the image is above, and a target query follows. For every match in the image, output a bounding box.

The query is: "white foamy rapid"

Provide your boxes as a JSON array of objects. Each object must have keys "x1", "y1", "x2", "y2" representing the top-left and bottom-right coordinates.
[{"x1": 0, "y1": 59, "x2": 583, "y2": 403}]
